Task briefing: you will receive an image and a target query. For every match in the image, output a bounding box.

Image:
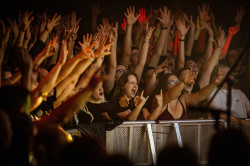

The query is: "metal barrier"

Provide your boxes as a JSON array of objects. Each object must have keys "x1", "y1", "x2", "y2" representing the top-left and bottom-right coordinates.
[{"x1": 106, "y1": 120, "x2": 250, "y2": 166}]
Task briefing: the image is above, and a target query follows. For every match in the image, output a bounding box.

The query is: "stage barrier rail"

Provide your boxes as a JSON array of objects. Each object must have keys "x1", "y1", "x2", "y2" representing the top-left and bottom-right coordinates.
[{"x1": 106, "y1": 120, "x2": 250, "y2": 166}]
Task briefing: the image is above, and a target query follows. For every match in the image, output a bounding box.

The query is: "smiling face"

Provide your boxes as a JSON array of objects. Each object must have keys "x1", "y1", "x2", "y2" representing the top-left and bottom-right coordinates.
[{"x1": 124, "y1": 75, "x2": 138, "y2": 99}]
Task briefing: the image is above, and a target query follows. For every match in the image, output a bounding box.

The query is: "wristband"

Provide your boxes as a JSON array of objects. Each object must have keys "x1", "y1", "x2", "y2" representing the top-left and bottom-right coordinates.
[
  {"x1": 179, "y1": 38, "x2": 185, "y2": 41},
  {"x1": 161, "y1": 26, "x2": 168, "y2": 29},
  {"x1": 208, "y1": 39, "x2": 214, "y2": 43},
  {"x1": 144, "y1": 40, "x2": 151, "y2": 44}
]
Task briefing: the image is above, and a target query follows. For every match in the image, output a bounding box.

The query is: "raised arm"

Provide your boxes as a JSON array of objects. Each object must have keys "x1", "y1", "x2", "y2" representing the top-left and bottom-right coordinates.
[
  {"x1": 176, "y1": 16, "x2": 190, "y2": 70},
  {"x1": 203, "y1": 23, "x2": 214, "y2": 63},
  {"x1": 148, "y1": 6, "x2": 171, "y2": 68},
  {"x1": 90, "y1": 3, "x2": 102, "y2": 34},
  {"x1": 29, "y1": 40, "x2": 67, "y2": 111},
  {"x1": 134, "y1": 24, "x2": 155, "y2": 81},
  {"x1": 220, "y1": 26, "x2": 238, "y2": 60},
  {"x1": 184, "y1": 68, "x2": 224, "y2": 107},
  {"x1": 199, "y1": 29, "x2": 226, "y2": 89},
  {"x1": 146, "y1": 90, "x2": 163, "y2": 120},
  {"x1": 117, "y1": 91, "x2": 149, "y2": 121},
  {"x1": 163, "y1": 70, "x2": 197, "y2": 106},
  {"x1": 119, "y1": 6, "x2": 140, "y2": 68},
  {"x1": 39, "y1": 13, "x2": 61, "y2": 43},
  {"x1": 16, "y1": 11, "x2": 34, "y2": 48},
  {"x1": 103, "y1": 22, "x2": 118, "y2": 94},
  {"x1": 184, "y1": 15, "x2": 195, "y2": 57},
  {"x1": 35, "y1": 75, "x2": 101, "y2": 126}
]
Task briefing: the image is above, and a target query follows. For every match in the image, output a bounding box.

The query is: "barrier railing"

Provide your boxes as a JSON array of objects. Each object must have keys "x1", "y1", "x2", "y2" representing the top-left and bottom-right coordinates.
[{"x1": 106, "y1": 120, "x2": 249, "y2": 166}]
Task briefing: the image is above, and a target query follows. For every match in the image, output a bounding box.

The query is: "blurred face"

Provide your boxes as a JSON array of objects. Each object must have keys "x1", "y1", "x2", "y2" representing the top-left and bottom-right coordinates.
[
  {"x1": 92, "y1": 82, "x2": 104, "y2": 101},
  {"x1": 178, "y1": 70, "x2": 193, "y2": 93},
  {"x1": 221, "y1": 66, "x2": 234, "y2": 81},
  {"x1": 166, "y1": 55, "x2": 175, "y2": 72},
  {"x1": 124, "y1": 75, "x2": 138, "y2": 99},
  {"x1": 115, "y1": 65, "x2": 127, "y2": 81},
  {"x1": 185, "y1": 60, "x2": 198, "y2": 72},
  {"x1": 227, "y1": 49, "x2": 239, "y2": 67},
  {"x1": 167, "y1": 75, "x2": 179, "y2": 90},
  {"x1": 130, "y1": 49, "x2": 140, "y2": 67}
]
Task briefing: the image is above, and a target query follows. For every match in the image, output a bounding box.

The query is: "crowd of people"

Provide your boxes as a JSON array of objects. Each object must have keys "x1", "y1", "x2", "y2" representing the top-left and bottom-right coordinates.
[{"x1": 0, "y1": 1, "x2": 249, "y2": 165}]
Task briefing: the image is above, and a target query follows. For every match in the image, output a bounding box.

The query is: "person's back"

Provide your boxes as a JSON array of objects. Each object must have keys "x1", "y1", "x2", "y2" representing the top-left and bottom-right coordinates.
[{"x1": 208, "y1": 128, "x2": 249, "y2": 166}]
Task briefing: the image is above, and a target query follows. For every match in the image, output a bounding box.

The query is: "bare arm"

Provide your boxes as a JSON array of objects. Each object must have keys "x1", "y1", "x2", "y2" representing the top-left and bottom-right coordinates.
[
  {"x1": 184, "y1": 15, "x2": 195, "y2": 57},
  {"x1": 134, "y1": 24, "x2": 155, "y2": 81},
  {"x1": 120, "y1": 6, "x2": 140, "y2": 68},
  {"x1": 146, "y1": 90, "x2": 163, "y2": 120},
  {"x1": 163, "y1": 70, "x2": 197, "y2": 106},
  {"x1": 35, "y1": 76, "x2": 101, "y2": 126},
  {"x1": 103, "y1": 22, "x2": 118, "y2": 94},
  {"x1": 176, "y1": 17, "x2": 190, "y2": 71},
  {"x1": 203, "y1": 23, "x2": 214, "y2": 63},
  {"x1": 199, "y1": 30, "x2": 226, "y2": 89},
  {"x1": 185, "y1": 68, "x2": 224, "y2": 107},
  {"x1": 148, "y1": 6, "x2": 171, "y2": 68},
  {"x1": 29, "y1": 40, "x2": 67, "y2": 111}
]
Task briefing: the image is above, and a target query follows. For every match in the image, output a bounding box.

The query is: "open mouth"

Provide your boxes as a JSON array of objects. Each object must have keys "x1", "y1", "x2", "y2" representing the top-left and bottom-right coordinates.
[
  {"x1": 131, "y1": 89, "x2": 137, "y2": 95},
  {"x1": 99, "y1": 91, "x2": 103, "y2": 96}
]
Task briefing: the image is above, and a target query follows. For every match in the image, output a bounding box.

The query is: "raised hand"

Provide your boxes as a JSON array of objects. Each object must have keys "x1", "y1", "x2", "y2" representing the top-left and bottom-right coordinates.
[
  {"x1": 79, "y1": 33, "x2": 93, "y2": 51},
  {"x1": 228, "y1": 26, "x2": 238, "y2": 36},
  {"x1": 70, "y1": 11, "x2": 81, "y2": 28},
  {"x1": 198, "y1": 3, "x2": 210, "y2": 22},
  {"x1": 43, "y1": 36, "x2": 59, "y2": 59},
  {"x1": 22, "y1": 11, "x2": 34, "y2": 31},
  {"x1": 216, "y1": 29, "x2": 226, "y2": 48},
  {"x1": 94, "y1": 42, "x2": 113, "y2": 58},
  {"x1": 134, "y1": 90, "x2": 149, "y2": 107},
  {"x1": 145, "y1": 23, "x2": 155, "y2": 39},
  {"x1": 204, "y1": 22, "x2": 214, "y2": 38},
  {"x1": 196, "y1": 16, "x2": 205, "y2": 31},
  {"x1": 155, "y1": 89, "x2": 163, "y2": 107},
  {"x1": 7, "y1": 18, "x2": 19, "y2": 40},
  {"x1": 137, "y1": 8, "x2": 150, "y2": 25},
  {"x1": 111, "y1": 22, "x2": 118, "y2": 41},
  {"x1": 47, "y1": 13, "x2": 61, "y2": 33},
  {"x1": 235, "y1": 6, "x2": 246, "y2": 25},
  {"x1": 183, "y1": 69, "x2": 198, "y2": 85},
  {"x1": 176, "y1": 17, "x2": 190, "y2": 36},
  {"x1": 121, "y1": 18, "x2": 127, "y2": 32},
  {"x1": 124, "y1": 6, "x2": 140, "y2": 26},
  {"x1": 90, "y1": 3, "x2": 102, "y2": 16},
  {"x1": 156, "y1": 6, "x2": 171, "y2": 27},
  {"x1": 183, "y1": 13, "x2": 195, "y2": 29}
]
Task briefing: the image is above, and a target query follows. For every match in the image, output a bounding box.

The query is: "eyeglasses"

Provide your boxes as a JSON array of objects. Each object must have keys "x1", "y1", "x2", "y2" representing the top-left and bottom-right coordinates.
[{"x1": 168, "y1": 80, "x2": 180, "y2": 86}]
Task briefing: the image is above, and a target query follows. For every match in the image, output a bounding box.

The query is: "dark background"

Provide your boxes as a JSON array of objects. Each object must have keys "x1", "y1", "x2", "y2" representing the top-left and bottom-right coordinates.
[{"x1": 1, "y1": 0, "x2": 250, "y2": 36}]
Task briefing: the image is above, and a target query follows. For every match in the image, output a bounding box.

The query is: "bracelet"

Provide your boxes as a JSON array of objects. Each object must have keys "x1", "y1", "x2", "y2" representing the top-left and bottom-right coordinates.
[
  {"x1": 161, "y1": 26, "x2": 168, "y2": 29},
  {"x1": 179, "y1": 38, "x2": 185, "y2": 41},
  {"x1": 208, "y1": 39, "x2": 214, "y2": 43},
  {"x1": 144, "y1": 40, "x2": 151, "y2": 44},
  {"x1": 111, "y1": 45, "x2": 117, "y2": 48}
]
